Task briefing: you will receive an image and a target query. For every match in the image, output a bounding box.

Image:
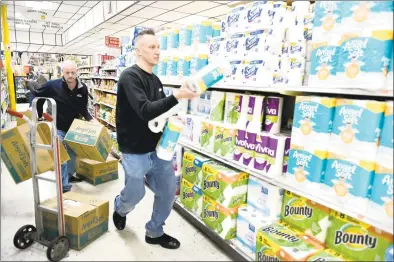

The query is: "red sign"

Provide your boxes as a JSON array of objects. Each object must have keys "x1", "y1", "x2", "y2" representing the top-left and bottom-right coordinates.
[{"x1": 105, "y1": 36, "x2": 120, "y2": 48}]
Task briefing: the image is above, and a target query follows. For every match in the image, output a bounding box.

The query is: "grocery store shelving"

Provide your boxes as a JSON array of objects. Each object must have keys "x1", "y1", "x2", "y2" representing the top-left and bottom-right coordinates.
[
  {"x1": 98, "y1": 102, "x2": 116, "y2": 109},
  {"x1": 77, "y1": 65, "x2": 94, "y2": 70},
  {"x1": 94, "y1": 88, "x2": 117, "y2": 95},
  {"x1": 101, "y1": 68, "x2": 117, "y2": 71},
  {"x1": 97, "y1": 116, "x2": 116, "y2": 128},
  {"x1": 91, "y1": 76, "x2": 119, "y2": 81},
  {"x1": 179, "y1": 139, "x2": 394, "y2": 235}
]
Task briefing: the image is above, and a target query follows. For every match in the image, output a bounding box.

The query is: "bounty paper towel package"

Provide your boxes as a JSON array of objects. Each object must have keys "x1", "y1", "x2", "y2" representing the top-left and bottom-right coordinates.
[
  {"x1": 336, "y1": 32, "x2": 393, "y2": 90},
  {"x1": 209, "y1": 91, "x2": 226, "y2": 122},
  {"x1": 326, "y1": 211, "x2": 394, "y2": 261},
  {"x1": 291, "y1": 96, "x2": 336, "y2": 152},
  {"x1": 200, "y1": 120, "x2": 214, "y2": 152},
  {"x1": 329, "y1": 99, "x2": 385, "y2": 163},
  {"x1": 224, "y1": 93, "x2": 248, "y2": 128},
  {"x1": 286, "y1": 147, "x2": 327, "y2": 194},
  {"x1": 263, "y1": 96, "x2": 284, "y2": 134},
  {"x1": 235, "y1": 206, "x2": 271, "y2": 257},
  {"x1": 312, "y1": 1, "x2": 342, "y2": 43},
  {"x1": 201, "y1": 195, "x2": 239, "y2": 240},
  {"x1": 182, "y1": 151, "x2": 212, "y2": 187},
  {"x1": 246, "y1": 176, "x2": 284, "y2": 221},
  {"x1": 309, "y1": 43, "x2": 340, "y2": 86},
  {"x1": 201, "y1": 162, "x2": 248, "y2": 208},
  {"x1": 180, "y1": 178, "x2": 203, "y2": 217},
  {"x1": 256, "y1": 222, "x2": 324, "y2": 261},
  {"x1": 281, "y1": 190, "x2": 331, "y2": 244},
  {"x1": 307, "y1": 249, "x2": 349, "y2": 261}
]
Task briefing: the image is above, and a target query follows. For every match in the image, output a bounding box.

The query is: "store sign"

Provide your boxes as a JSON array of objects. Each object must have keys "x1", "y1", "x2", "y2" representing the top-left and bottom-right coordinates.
[
  {"x1": 7, "y1": 17, "x2": 63, "y2": 29},
  {"x1": 105, "y1": 36, "x2": 120, "y2": 48}
]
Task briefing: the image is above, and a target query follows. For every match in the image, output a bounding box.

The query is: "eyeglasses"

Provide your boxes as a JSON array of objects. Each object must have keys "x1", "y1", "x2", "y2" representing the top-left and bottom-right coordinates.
[{"x1": 64, "y1": 71, "x2": 77, "y2": 76}]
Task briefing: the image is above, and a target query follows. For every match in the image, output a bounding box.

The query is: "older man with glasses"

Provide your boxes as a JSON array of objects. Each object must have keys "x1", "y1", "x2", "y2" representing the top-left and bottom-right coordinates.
[{"x1": 29, "y1": 60, "x2": 95, "y2": 193}]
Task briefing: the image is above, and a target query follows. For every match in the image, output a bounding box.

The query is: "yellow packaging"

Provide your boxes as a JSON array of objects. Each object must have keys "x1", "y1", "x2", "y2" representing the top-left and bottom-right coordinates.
[
  {"x1": 41, "y1": 192, "x2": 109, "y2": 250},
  {"x1": 76, "y1": 157, "x2": 118, "y2": 185}
]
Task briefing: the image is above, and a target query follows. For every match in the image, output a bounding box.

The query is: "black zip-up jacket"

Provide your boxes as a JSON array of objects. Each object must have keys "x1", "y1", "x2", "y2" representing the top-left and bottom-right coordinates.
[
  {"x1": 29, "y1": 77, "x2": 93, "y2": 132},
  {"x1": 116, "y1": 65, "x2": 178, "y2": 154}
]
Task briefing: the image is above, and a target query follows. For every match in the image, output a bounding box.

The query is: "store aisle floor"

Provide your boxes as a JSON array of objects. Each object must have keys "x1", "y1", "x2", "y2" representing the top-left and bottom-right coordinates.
[{"x1": 1, "y1": 104, "x2": 232, "y2": 261}]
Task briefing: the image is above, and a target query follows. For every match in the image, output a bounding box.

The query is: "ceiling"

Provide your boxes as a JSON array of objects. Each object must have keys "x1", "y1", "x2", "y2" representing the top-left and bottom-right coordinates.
[{"x1": 1, "y1": 1, "x2": 232, "y2": 55}]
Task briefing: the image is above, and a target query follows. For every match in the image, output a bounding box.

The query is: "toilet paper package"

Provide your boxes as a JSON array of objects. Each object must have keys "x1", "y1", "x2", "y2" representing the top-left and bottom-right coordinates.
[
  {"x1": 212, "y1": 22, "x2": 221, "y2": 38},
  {"x1": 209, "y1": 91, "x2": 226, "y2": 122},
  {"x1": 209, "y1": 37, "x2": 226, "y2": 59},
  {"x1": 244, "y1": 30, "x2": 267, "y2": 58},
  {"x1": 256, "y1": 222, "x2": 324, "y2": 261},
  {"x1": 156, "y1": 117, "x2": 184, "y2": 161},
  {"x1": 225, "y1": 60, "x2": 244, "y2": 85},
  {"x1": 246, "y1": 95, "x2": 265, "y2": 127},
  {"x1": 291, "y1": 96, "x2": 337, "y2": 152},
  {"x1": 289, "y1": 40, "x2": 307, "y2": 58},
  {"x1": 235, "y1": 207, "x2": 271, "y2": 257},
  {"x1": 281, "y1": 190, "x2": 331, "y2": 244},
  {"x1": 340, "y1": 1, "x2": 394, "y2": 33},
  {"x1": 180, "y1": 25, "x2": 192, "y2": 51},
  {"x1": 307, "y1": 249, "x2": 349, "y2": 262},
  {"x1": 336, "y1": 33, "x2": 393, "y2": 90},
  {"x1": 329, "y1": 99, "x2": 385, "y2": 163},
  {"x1": 264, "y1": 29, "x2": 286, "y2": 56},
  {"x1": 286, "y1": 56, "x2": 306, "y2": 86},
  {"x1": 246, "y1": 176, "x2": 284, "y2": 221},
  {"x1": 159, "y1": 31, "x2": 168, "y2": 51},
  {"x1": 309, "y1": 43, "x2": 340, "y2": 86},
  {"x1": 201, "y1": 161, "x2": 248, "y2": 208},
  {"x1": 201, "y1": 195, "x2": 239, "y2": 240},
  {"x1": 192, "y1": 115, "x2": 203, "y2": 145},
  {"x1": 369, "y1": 101, "x2": 393, "y2": 226},
  {"x1": 214, "y1": 124, "x2": 237, "y2": 160},
  {"x1": 200, "y1": 120, "x2": 215, "y2": 152},
  {"x1": 386, "y1": 56, "x2": 393, "y2": 90},
  {"x1": 321, "y1": 152, "x2": 375, "y2": 213},
  {"x1": 272, "y1": 1, "x2": 288, "y2": 26},
  {"x1": 282, "y1": 137, "x2": 291, "y2": 174},
  {"x1": 312, "y1": 1, "x2": 343, "y2": 43},
  {"x1": 263, "y1": 96, "x2": 284, "y2": 134},
  {"x1": 190, "y1": 54, "x2": 208, "y2": 76},
  {"x1": 187, "y1": 62, "x2": 227, "y2": 95},
  {"x1": 292, "y1": 1, "x2": 311, "y2": 17},
  {"x1": 191, "y1": 20, "x2": 213, "y2": 49},
  {"x1": 225, "y1": 6, "x2": 246, "y2": 34},
  {"x1": 178, "y1": 55, "x2": 191, "y2": 80},
  {"x1": 168, "y1": 28, "x2": 180, "y2": 51},
  {"x1": 182, "y1": 150, "x2": 212, "y2": 187},
  {"x1": 326, "y1": 211, "x2": 394, "y2": 261},
  {"x1": 180, "y1": 178, "x2": 203, "y2": 217},
  {"x1": 158, "y1": 57, "x2": 168, "y2": 77},
  {"x1": 242, "y1": 60, "x2": 266, "y2": 86},
  {"x1": 225, "y1": 33, "x2": 246, "y2": 59},
  {"x1": 166, "y1": 56, "x2": 179, "y2": 81},
  {"x1": 224, "y1": 93, "x2": 248, "y2": 128},
  {"x1": 286, "y1": 147, "x2": 328, "y2": 194},
  {"x1": 181, "y1": 114, "x2": 194, "y2": 142},
  {"x1": 244, "y1": 1, "x2": 272, "y2": 31}
]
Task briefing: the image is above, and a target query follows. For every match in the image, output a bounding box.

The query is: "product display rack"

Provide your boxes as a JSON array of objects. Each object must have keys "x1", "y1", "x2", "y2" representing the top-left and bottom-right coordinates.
[{"x1": 1, "y1": 66, "x2": 10, "y2": 129}]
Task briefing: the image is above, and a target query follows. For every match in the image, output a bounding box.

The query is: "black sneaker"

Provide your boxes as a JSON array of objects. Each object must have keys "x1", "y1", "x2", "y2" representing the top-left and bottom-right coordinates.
[
  {"x1": 69, "y1": 175, "x2": 84, "y2": 183},
  {"x1": 145, "y1": 233, "x2": 180, "y2": 249},
  {"x1": 113, "y1": 211, "x2": 126, "y2": 230}
]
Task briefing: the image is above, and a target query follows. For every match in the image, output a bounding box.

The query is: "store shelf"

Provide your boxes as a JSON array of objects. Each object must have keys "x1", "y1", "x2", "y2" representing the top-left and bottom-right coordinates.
[
  {"x1": 77, "y1": 66, "x2": 93, "y2": 69},
  {"x1": 179, "y1": 140, "x2": 394, "y2": 235},
  {"x1": 98, "y1": 102, "x2": 116, "y2": 109},
  {"x1": 97, "y1": 117, "x2": 116, "y2": 128},
  {"x1": 101, "y1": 68, "x2": 117, "y2": 71},
  {"x1": 90, "y1": 76, "x2": 119, "y2": 81},
  {"x1": 94, "y1": 88, "x2": 117, "y2": 95}
]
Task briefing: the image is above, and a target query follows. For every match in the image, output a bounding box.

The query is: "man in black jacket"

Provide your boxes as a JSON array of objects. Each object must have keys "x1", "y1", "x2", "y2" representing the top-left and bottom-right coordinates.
[{"x1": 113, "y1": 29, "x2": 197, "y2": 249}]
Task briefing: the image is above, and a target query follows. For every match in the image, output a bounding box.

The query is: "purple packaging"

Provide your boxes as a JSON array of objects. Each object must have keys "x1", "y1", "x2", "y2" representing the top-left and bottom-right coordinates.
[
  {"x1": 253, "y1": 133, "x2": 270, "y2": 172},
  {"x1": 242, "y1": 131, "x2": 257, "y2": 167},
  {"x1": 234, "y1": 129, "x2": 246, "y2": 162},
  {"x1": 282, "y1": 137, "x2": 291, "y2": 173},
  {"x1": 263, "y1": 97, "x2": 283, "y2": 134}
]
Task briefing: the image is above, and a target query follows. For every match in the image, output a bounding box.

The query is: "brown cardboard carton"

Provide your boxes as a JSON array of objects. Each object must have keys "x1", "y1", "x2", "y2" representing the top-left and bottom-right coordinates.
[
  {"x1": 76, "y1": 156, "x2": 118, "y2": 185},
  {"x1": 41, "y1": 192, "x2": 109, "y2": 250},
  {"x1": 64, "y1": 119, "x2": 113, "y2": 162},
  {"x1": 16, "y1": 110, "x2": 32, "y2": 126}
]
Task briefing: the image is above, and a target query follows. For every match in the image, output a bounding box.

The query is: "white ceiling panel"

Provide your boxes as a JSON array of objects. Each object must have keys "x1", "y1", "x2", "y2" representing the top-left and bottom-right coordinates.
[
  {"x1": 71, "y1": 13, "x2": 83, "y2": 20},
  {"x1": 214, "y1": 1, "x2": 232, "y2": 3},
  {"x1": 63, "y1": 1, "x2": 87, "y2": 6},
  {"x1": 58, "y1": 4, "x2": 81, "y2": 13},
  {"x1": 16, "y1": 43, "x2": 29, "y2": 51},
  {"x1": 154, "y1": 11, "x2": 189, "y2": 22},
  {"x1": 198, "y1": 4, "x2": 231, "y2": 17},
  {"x1": 39, "y1": 45, "x2": 55, "y2": 52},
  {"x1": 106, "y1": 14, "x2": 126, "y2": 23},
  {"x1": 50, "y1": 17, "x2": 68, "y2": 24},
  {"x1": 138, "y1": 1, "x2": 155, "y2": 6},
  {"x1": 78, "y1": 6, "x2": 91, "y2": 14},
  {"x1": 30, "y1": 28, "x2": 45, "y2": 33},
  {"x1": 56, "y1": 34, "x2": 62, "y2": 45},
  {"x1": 175, "y1": 15, "x2": 209, "y2": 25},
  {"x1": 66, "y1": 19, "x2": 77, "y2": 25},
  {"x1": 85, "y1": 1, "x2": 99, "y2": 7},
  {"x1": 175, "y1": 1, "x2": 221, "y2": 14},
  {"x1": 98, "y1": 22, "x2": 115, "y2": 29},
  {"x1": 112, "y1": 23, "x2": 131, "y2": 30},
  {"x1": 6, "y1": 5, "x2": 14, "y2": 17},
  {"x1": 119, "y1": 4, "x2": 145, "y2": 16},
  {"x1": 150, "y1": 1, "x2": 192, "y2": 10},
  {"x1": 138, "y1": 19, "x2": 167, "y2": 28},
  {"x1": 9, "y1": 30, "x2": 16, "y2": 42},
  {"x1": 97, "y1": 29, "x2": 115, "y2": 36},
  {"x1": 43, "y1": 34, "x2": 56, "y2": 45},
  {"x1": 133, "y1": 7, "x2": 168, "y2": 19},
  {"x1": 54, "y1": 12, "x2": 74, "y2": 19},
  {"x1": 116, "y1": 1, "x2": 136, "y2": 12},
  {"x1": 30, "y1": 32, "x2": 44, "y2": 44},
  {"x1": 28, "y1": 44, "x2": 43, "y2": 52},
  {"x1": 117, "y1": 16, "x2": 146, "y2": 26},
  {"x1": 44, "y1": 28, "x2": 60, "y2": 33}
]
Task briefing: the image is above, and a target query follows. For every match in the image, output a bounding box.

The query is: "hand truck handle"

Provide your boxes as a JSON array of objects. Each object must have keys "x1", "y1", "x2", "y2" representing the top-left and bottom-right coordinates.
[
  {"x1": 42, "y1": 112, "x2": 53, "y2": 122},
  {"x1": 6, "y1": 109, "x2": 24, "y2": 118}
]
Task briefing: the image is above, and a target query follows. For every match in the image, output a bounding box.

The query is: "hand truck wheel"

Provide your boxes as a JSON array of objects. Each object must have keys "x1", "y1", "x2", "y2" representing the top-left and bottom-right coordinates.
[
  {"x1": 13, "y1": 225, "x2": 37, "y2": 249},
  {"x1": 46, "y1": 236, "x2": 70, "y2": 262}
]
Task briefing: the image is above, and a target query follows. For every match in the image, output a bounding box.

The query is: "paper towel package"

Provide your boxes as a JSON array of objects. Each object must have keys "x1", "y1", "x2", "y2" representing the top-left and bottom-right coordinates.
[
  {"x1": 242, "y1": 129, "x2": 258, "y2": 169},
  {"x1": 225, "y1": 60, "x2": 244, "y2": 85},
  {"x1": 242, "y1": 60, "x2": 266, "y2": 86},
  {"x1": 234, "y1": 129, "x2": 246, "y2": 164},
  {"x1": 180, "y1": 25, "x2": 192, "y2": 51},
  {"x1": 235, "y1": 207, "x2": 271, "y2": 257},
  {"x1": 256, "y1": 222, "x2": 324, "y2": 261},
  {"x1": 209, "y1": 91, "x2": 226, "y2": 122},
  {"x1": 307, "y1": 249, "x2": 349, "y2": 261},
  {"x1": 191, "y1": 20, "x2": 212, "y2": 50},
  {"x1": 166, "y1": 56, "x2": 179, "y2": 81},
  {"x1": 281, "y1": 190, "x2": 331, "y2": 244},
  {"x1": 326, "y1": 211, "x2": 394, "y2": 262},
  {"x1": 309, "y1": 43, "x2": 340, "y2": 86},
  {"x1": 181, "y1": 114, "x2": 194, "y2": 141},
  {"x1": 286, "y1": 56, "x2": 306, "y2": 87},
  {"x1": 158, "y1": 57, "x2": 168, "y2": 77},
  {"x1": 178, "y1": 55, "x2": 191, "y2": 80},
  {"x1": 336, "y1": 33, "x2": 393, "y2": 90},
  {"x1": 283, "y1": 136, "x2": 291, "y2": 173},
  {"x1": 246, "y1": 95, "x2": 265, "y2": 128},
  {"x1": 386, "y1": 56, "x2": 393, "y2": 90},
  {"x1": 244, "y1": 1, "x2": 271, "y2": 30},
  {"x1": 212, "y1": 22, "x2": 221, "y2": 37},
  {"x1": 192, "y1": 115, "x2": 203, "y2": 145},
  {"x1": 214, "y1": 124, "x2": 237, "y2": 160},
  {"x1": 182, "y1": 150, "x2": 212, "y2": 187},
  {"x1": 224, "y1": 93, "x2": 248, "y2": 127},
  {"x1": 244, "y1": 30, "x2": 267, "y2": 58},
  {"x1": 329, "y1": 99, "x2": 385, "y2": 163},
  {"x1": 201, "y1": 195, "x2": 239, "y2": 240},
  {"x1": 287, "y1": 147, "x2": 327, "y2": 194},
  {"x1": 213, "y1": 123, "x2": 224, "y2": 155},
  {"x1": 201, "y1": 161, "x2": 248, "y2": 208},
  {"x1": 246, "y1": 176, "x2": 284, "y2": 221},
  {"x1": 312, "y1": 1, "x2": 343, "y2": 43},
  {"x1": 225, "y1": 33, "x2": 246, "y2": 59},
  {"x1": 158, "y1": 31, "x2": 168, "y2": 51},
  {"x1": 225, "y1": 6, "x2": 246, "y2": 34},
  {"x1": 263, "y1": 96, "x2": 284, "y2": 134},
  {"x1": 200, "y1": 120, "x2": 215, "y2": 152},
  {"x1": 321, "y1": 152, "x2": 375, "y2": 213},
  {"x1": 168, "y1": 28, "x2": 180, "y2": 51},
  {"x1": 190, "y1": 54, "x2": 208, "y2": 76},
  {"x1": 209, "y1": 37, "x2": 226, "y2": 59},
  {"x1": 180, "y1": 178, "x2": 203, "y2": 217},
  {"x1": 291, "y1": 96, "x2": 336, "y2": 152}
]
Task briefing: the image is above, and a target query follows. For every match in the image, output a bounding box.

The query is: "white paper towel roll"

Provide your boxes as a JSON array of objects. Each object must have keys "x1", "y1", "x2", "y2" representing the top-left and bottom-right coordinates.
[
  {"x1": 265, "y1": 133, "x2": 290, "y2": 178},
  {"x1": 156, "y1": 117, "x2": 184, "y2": 161},
  {"x1": 246, "y1": 95, "x2": 265, "y2": 128},
  {"x1": 263, "y1": 96, "x2": 283, "y2": 134}
]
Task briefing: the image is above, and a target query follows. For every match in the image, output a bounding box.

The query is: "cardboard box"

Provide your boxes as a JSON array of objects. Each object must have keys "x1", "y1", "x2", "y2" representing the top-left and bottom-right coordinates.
[
  {"x1": 16, "y1": 111, "x2": 32, "y2": 126},
  {"x1": 65, "y1": 119, "x2": 113, "y2": 162},
  {"x1": 41, "y1": 192, "x2": 109, "y2": 250},
  {"x1": 76, "y1": 157, "x2": 118, "y2": 185},
  {"x1": 1, "y1": 123, "x2": 70, "y2": 184}
]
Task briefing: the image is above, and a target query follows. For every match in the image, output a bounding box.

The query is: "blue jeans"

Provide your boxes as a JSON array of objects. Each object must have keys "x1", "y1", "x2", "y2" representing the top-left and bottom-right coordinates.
[
  {"x1": 57, "y1": 130, "x2": 76, "y2": 192},
  {"x1": 114, "y1": 152, "x2": 176, "y2": 238}
]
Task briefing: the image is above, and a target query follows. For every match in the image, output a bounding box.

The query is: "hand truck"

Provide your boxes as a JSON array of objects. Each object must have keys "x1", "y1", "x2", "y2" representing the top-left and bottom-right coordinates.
[{"x1": 7, "y1": 98, "x2": 70, "y2": 262}]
